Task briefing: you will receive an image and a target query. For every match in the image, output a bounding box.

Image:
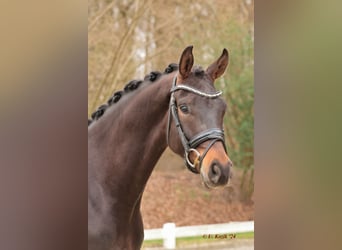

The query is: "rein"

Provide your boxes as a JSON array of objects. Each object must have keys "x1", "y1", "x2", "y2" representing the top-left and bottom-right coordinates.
[{"x1": 167, "y1": 76, "x2": 227, "y2": 174}]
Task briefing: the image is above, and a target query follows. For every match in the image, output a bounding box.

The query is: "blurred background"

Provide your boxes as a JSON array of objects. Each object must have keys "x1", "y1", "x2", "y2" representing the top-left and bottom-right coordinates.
[
  {"x1": 2, "y1": 0, "x2": 342, "y2": 249},
  {"x1": 88, "y1": 0, "x2": 254, "y2": 243}
]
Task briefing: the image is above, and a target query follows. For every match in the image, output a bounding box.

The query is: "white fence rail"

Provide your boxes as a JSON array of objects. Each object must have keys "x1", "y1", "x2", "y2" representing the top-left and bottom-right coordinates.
[{"x1": 144, "y1": 221, "x2": 254, "y2": 248}]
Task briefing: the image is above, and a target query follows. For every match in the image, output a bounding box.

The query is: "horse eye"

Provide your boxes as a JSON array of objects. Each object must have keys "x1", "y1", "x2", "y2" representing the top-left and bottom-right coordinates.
[{"x1": 179, "y1": 104, "x2": 189, "y2": 114}]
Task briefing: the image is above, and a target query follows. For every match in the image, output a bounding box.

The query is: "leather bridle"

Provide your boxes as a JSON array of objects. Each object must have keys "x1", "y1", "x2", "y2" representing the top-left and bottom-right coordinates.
[{"x1": 166, "y1": 76, "x2": 227, "y2": 174}]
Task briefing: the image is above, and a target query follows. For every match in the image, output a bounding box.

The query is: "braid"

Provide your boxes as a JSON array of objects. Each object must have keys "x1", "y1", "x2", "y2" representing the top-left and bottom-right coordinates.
[
  {"x1": 107, "y1": 90, "x2": 123, "y2": 105},
  {"x1": 144, "y1": 71, "x2": 162, "y2": 82},
  {"x1": 164, "y1": 63, "x2": 178, "y2": 74},
  {"x1": 91, "y1": 104, "x2": 108, "y2": 121},
  {"x1": 124, "y1": 80, "x2": 143, "y2": 92},
  {"x1": 89, "y1": 63, "x2": 179, "y2": 126}
]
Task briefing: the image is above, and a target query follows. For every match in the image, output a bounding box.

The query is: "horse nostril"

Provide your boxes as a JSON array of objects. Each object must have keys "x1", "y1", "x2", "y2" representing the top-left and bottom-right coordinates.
[
  {"x1": 208, "y1": 161, "x2": 231, "y2": 186},
  {"x1": 211, "y1": 164, "x2": 221, "y2": 176},
  {"x1": 209, "y1": 163, "x2": 221, "y2": 184}
]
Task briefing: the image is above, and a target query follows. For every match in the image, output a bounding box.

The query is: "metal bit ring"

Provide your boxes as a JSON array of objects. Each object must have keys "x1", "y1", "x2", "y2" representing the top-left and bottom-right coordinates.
[{"x1": 185, "y1": 148, "x2": 201, "y2": 170}]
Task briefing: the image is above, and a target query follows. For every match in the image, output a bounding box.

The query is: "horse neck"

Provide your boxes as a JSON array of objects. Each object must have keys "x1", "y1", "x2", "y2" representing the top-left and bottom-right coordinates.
[
  {"x1": 118, "y1": 75, "x2": 172, "y2": 163},
  {"x1": 89, "y1": 72, "x2": 175, "y2": 206}
]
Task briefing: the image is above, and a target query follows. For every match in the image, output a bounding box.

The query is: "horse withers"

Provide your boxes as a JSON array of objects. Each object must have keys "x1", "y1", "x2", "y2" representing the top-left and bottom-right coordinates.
[{"x1": 88, "y1": 46, "x2": 232, "y2": 250}]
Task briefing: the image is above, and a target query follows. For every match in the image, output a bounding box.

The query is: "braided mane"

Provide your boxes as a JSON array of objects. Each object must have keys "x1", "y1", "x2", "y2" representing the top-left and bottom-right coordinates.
[{"x1": 88, "y1": 63, "x2": 179, "y2": 126}]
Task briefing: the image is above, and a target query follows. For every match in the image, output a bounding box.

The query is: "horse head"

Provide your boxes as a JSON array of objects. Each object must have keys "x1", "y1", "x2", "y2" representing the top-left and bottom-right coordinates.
[{"x1": 167, "y1": 46, "x2": 233, "y2": 189}]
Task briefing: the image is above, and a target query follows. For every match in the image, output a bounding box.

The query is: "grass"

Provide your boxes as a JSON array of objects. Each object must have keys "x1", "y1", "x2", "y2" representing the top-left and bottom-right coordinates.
[{"x1": 142, "y1": 231, "x2": 254, "y2": 248}]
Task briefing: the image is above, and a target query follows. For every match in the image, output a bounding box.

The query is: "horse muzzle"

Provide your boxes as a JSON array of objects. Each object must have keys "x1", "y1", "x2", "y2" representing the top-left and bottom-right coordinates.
[{"x1": 193, "y1": 141, "x2": 233, "y2": 188}]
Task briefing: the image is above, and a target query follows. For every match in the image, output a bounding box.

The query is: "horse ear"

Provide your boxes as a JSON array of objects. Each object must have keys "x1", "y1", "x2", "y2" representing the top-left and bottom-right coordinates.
[
  {"x1": 206, "y1": 48, "x2": 229, "y2": 81},
  {"x1": 178, "y1": 45, "x2": 194, "y2": 80}
]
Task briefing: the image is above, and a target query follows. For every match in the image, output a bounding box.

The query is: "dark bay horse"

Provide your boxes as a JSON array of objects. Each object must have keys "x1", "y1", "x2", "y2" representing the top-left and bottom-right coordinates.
[{"x1": 88, "y1": 46, "x2": 233, "y2": 250}]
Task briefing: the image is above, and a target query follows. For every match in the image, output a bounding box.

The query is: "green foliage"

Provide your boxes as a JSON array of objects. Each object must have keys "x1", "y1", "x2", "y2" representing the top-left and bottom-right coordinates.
[{"x1": 221, "y1": 22, "x2": 254, "y2": 201}]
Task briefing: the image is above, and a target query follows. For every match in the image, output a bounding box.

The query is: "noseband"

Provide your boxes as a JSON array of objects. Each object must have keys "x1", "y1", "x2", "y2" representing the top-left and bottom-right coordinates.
[{"x1": 167, "y1": 76, "x2": 227, "y2": 174}]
